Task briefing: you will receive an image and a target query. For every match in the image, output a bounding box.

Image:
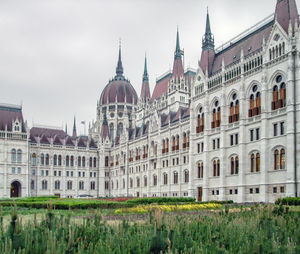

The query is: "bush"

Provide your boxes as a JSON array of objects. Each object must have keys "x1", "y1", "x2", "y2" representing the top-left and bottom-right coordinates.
[
  {"x1": 125, "y1": 197, "x2": 196, "y2": 205},
  {"x1": 199, "y1": 200, "x2": 234, "y2": 204},
  {"x1": 275, "y1": 197, "x2": 300, "y2": 206}
]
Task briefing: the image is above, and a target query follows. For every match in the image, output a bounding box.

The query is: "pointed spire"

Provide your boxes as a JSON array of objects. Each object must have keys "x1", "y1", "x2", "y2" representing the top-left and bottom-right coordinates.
[
  {"x1": 202, "y1": 8, "x2": 214, "y2": 50},
  {"x1": 140, "y1": 54, "x2": 151, "y2": 101},
  {"x1": 143, "y1": 54, "x2": 149, "y2": 82},
  {"x1": 116, "y1": 39, "x2": 124, "y2": 76},
  {"x1": 72, "y1": 116, "x2": 77, "y2": 138},
  {"x1": 175, "y1": 27, "x2": 182, "y2": 59}
]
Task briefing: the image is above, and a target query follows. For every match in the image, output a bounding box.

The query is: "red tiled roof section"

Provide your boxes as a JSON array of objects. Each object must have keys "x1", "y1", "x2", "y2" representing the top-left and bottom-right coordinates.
[
  {"x1": 172, "y1": 58, "x2": 184, "y2": 78},
  {"x1": 30, "y1": 127, "x2": 67, "y2": 138},
  {"x1": 151, "y1": 74, "x2": 171, "y2": 102},
  {"x1": 275, "y1": 0, "x2": 299, "y2": 34},
  {"x1": 0, "y1": 106, "x2": 26, "y2": 132},
  {"x1": 140, "y1": 81, "x2": 151, "y2": 101},
  {"x1": 212, "y1": 22, "x2": 273, "y2": 74}
]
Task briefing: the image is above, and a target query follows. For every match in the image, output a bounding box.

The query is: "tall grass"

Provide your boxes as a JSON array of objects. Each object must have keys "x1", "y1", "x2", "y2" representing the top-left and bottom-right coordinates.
[{"x1": 0, "y1": 205, "x2": 298, "y2": 253}]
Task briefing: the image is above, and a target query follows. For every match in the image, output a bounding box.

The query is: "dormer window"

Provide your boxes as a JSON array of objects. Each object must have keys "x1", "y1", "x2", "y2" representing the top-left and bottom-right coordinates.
[{"x1": 13, "y1": 120, "x2": 21, "y2": 133}]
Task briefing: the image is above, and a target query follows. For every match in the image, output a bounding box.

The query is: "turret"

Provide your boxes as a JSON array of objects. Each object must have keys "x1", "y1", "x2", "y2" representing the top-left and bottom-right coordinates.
[{"x1": 140, "y1": 55, "x2": 151, "y2": 102}]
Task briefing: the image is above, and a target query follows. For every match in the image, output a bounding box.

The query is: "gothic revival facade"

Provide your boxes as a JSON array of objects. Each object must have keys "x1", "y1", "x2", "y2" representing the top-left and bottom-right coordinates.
[{"x1": 0, "y1": 0, "x2": 299, "y2": 202}]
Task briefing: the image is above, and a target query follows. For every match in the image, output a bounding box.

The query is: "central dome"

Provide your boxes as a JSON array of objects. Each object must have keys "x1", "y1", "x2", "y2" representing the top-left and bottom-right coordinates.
[{"x1": 100, "y1": 47, "x2": 138, "y2": 105}]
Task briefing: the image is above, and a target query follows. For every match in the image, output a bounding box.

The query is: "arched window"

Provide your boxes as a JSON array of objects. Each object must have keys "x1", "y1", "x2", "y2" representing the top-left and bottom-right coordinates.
[
  {"x1": 153, "y1": 175, "x2": 157, "y2": 186},
  {"x1": 122, "y1": 179, "x2": 125, "y2": 189},
  {"x1": 174, "y1": 171, "x2": 178, "y2": 184},
  {"x1": 17, "y1": 149, "x2": 22, "y2": 163},
  {"x1": 67, "y1": 181, "x2": 72, "y2": 190},
  {"x1": 198, "y1": 162, "x2": 203, "y2": 178},
  {"x1": 274, "y1": 150, "x2": 279, "y2": 170},
  {"x1": 31, "y1": 180, "x2": 35, "y2": 190},
  {"x1": 165, "y1": 138, "x2": 169, "y2": 153},
  {"x1": 58, "y1": 155, "x2": 62, "y2": 166},
  {"x1": 66, "y1": 155, "x2": 70, "y2": 167},
  {"x1": 41, "y1": 153, "x2": 45, "y2": 165},
  {"x1": 31, "y1": 153, "x2": 37, "y2": 166},
  {"x1": 176, "y1": 135, "x2": 179, "y2": 150},
  {"x1": 229, "y1": 93, "x2": 239, "y2": 123},
  {"x1": 235, "y1": 156, "x2": 239, "y2": 174},
  {"x1": 250, "y1": 153, "x2": 255, "y2": 172},
  {"x1": 196, "y1": 107, "x2": 205, "y2": 133},
  {"x1": 82, "y1": 157, "x2": 86, "y2": 167},
  {"x1": 184, "y1": 170, "x2": 189, "y2": 183},
  {"x1": 231, "y1": 157, "x2": 235, "y2": 175},
  {"x1": 183, "y1": 133, "x2": 187, "y2": 148},
  {"x1": 144, "y1": 176, "x2": 147, "y2": 187},
  {"x1": 256, "y1": 153, "x2": 260, "y2": 172},
  {"x1": 42, "y1": 180, "x2": 48, "y2": 190},
  {"x1": 249, "y1": 85, "x2": 261, "y2": 117},
  {"x1": 137, "y1": 177, "x2": 140, "y2": 187},
  {"x1": 78, "y1": 156, "x2": 81, "y2": 167},
  {"x1": 172, "y1": 136, "x2": 176, "y2": 151},
  {"x1": 93, "y1": 157, "x2": 97, "y2": 168},
  {"x1": 130, "y1": 178, "x2": 133, "y2": 188},
  {"x1": 280, "y1": 149, "x2": 285, "y2": 169},
  {"x1": 89, "y1": 157, "x2": 93, "y2": 168},
  {"x1": 217, "y1": 160, "x2": 220, "y2": 176},
  {"x1": 54, "y1": 180, "x2": 60, "y2": 190},
  {"x1": 90, "y1": 181, "x2": 96, "y2": 190},
  {"x1": 163, "y1": 173, "x2": 168, "y2": 185},
  {"x1": 212, "y1": 100, "x2": 221, "y2": 128},
  {"x1": 53, "y1": 155, "x2": 57, "y2": 166},
  {"x1": 70, "y1": 156, "x2": 74, "y2": 167},
  {"x1": 11, "y1": 149, "x2": 16, "y2": 163},
  {"x1": 213, "y1": 160, "x2": 217, "y2": 177},
  {"x1": 45, "y1": 154, "x2": 49, "y2": 165},
  {"x1": 79, "y1": 181, "x2": 84, "y2": 190}
]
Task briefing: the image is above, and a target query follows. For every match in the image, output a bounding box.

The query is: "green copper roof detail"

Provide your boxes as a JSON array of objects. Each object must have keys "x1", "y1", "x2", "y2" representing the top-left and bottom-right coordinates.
[
  {"x1": 202, "y1": 9, "x2": 215, "y2": 50},
  {"x1": 143, "y1": 54, "x2": 149, "y2": 82},
  {"x1": 175, "y1": 28, "x2": 182, "y2": 59}
]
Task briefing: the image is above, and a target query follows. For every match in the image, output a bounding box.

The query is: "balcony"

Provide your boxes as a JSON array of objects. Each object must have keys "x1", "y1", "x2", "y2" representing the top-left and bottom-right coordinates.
[
  {"x1": 211, "y1": 120, "x2": 220, "y2": 129},
  {"x1": 272, "y1": 99, "x2": 285, "y2": 110},
  {"x1": 248, "y1": 106, "x2": 261, "y2": 117},
  {"x1": 196, "y1": 125, "x2": 204, "y2": 133},
  {"x1": 229, "y1": 114, "x2": 239, "y2": 123}
]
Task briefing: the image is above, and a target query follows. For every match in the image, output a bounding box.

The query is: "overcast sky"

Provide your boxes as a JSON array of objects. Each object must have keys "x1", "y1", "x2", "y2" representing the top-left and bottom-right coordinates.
[{"x1": 0, "y1": 0, "x2": 299, "y2": 135}]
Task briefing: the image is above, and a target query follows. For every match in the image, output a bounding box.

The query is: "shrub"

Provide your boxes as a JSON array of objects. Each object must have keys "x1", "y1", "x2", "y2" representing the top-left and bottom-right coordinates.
[
  {"x1": 125, "y1": 197, "x2": 196, "y2": 205},
  {"x1": 275, "y1": 197, "x2": 300, "y2": 206}
]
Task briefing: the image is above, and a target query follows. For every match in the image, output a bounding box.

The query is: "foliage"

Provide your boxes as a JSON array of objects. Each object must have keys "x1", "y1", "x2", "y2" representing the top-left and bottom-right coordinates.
[
  {"x1": 114, "y1": 203, "x2": 222, "y2": 214},
  {"x1": 275, "y1": 197, "x2": 300, "y2": 206},
  {"x1": 0, "y1": 205, "x2": 298, "y2": 253},
  {"x1": 126, "y1": 197, "x2": 196, "y2": 205}
]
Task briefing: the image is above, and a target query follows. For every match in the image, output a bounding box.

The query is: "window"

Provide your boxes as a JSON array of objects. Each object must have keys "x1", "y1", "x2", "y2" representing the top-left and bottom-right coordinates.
[
  {"x1": 130, "y1": 178, "x2": 133, "y2": 188},
  {"x1": 235, "y1": 134, "x2": 238, "y2": 144},
  {"x1": 78, "y1": 156, "x2": 81, "y2": 167},
  {"x1": 82, "y1": 157, "x2": 86, "y2": 167},
  {"x1": 17, "y1": 149, "x2": 22, "y2": 163},
  {"x1": 213, "y1": 159, "x2": 220, "y2": 177},
  {"x1": 42, "y1": 180, "x2": 48, "y2": 190},
  {"x1": 217, "y1": 138, "x2": 220, "y2": 149},
  {"x1": 58, "y1": 171, "x2": 61, "y2": 177},
  {"x1": 54, "y1": 180, "x2": 60, "y2": 190},
  {"x1": 184, "y1": 170, "x2": 189, "y2": 183},
  {"x1": 273, "y1": 187, "x2": 277, "y2": 193},
  {"x1": 255, "y1": 188, "x2": 259, "y2": 194},
  {"x1": 250, "y1": 152, "x2": 260, "y2": 172},
  {"x1": 250, "y1": 188, "x2": 253, "y2": 194},
  {"x1": 272, "y1": 75, "x2": 286, "y2": 110},
  {"x1": 12, "y1": 167, "x2": 15, "y2": 174},
  {"x1": 54, "y1": 155, "x2": 57, "y2": 166},
  {"x1": 90, "y1": 181, "x2": 96, "y2": 190},
  {"x1": 144, "y1": 176, "x2": 147, "y2": 187},
  {"x1": 54, "y1": 171, "x2": 57, "y2": 177},
  {"x1": 67, "y1": 181, "x2": 72, "y2": 190},
  {"x1": 163, "y1": 173, "x2": 168, "y2": 185},
  {"x1": 196, "y1": 107, "x2": 205, "y2": 133},
  {"x1": 41, "y1": 153, "x2": 44, "y2": 165},
  {"x1": 280, "y1": 122, "x2": 284, "y2": 135},
  {"x1": 31, "y1": 180, "x2": 35, "y2": 190},
  {"x1": 250, "y1": 129, "x2": 254, "y2": 141},
  {"x1": 58, "y1": 155, "x2": 62, "y2": 166},
  {"x1": 280, "y1": 186, "x2": 285, "y2": 193},
  {"x1": 66, "y1": 171, "x2": 69, "y2": 177},
  {"x1": 136, "y1": 177, "x2": 140, "y2": 187},
  {"x1": 79, "y1": 181, "x2": 84, "y2": 190},
  {"x1": 46, "y1": 170, "x2": 49, "y2": 176},
  {"x1": 198, "y1": 162, "x2": 203, "y2": 178},
  {"x1": 273, "y1": 123, "x2": 278, "y2": 136},
  {"x1": 280, "y1": 148, "x2": 285, "y2": 169},
  {"x1": 45, "y1": 154, "x2": 49, "y2": 165},
  {"x1": 71, "y1": 171, "x2": 73, "y2": 177},
  {"x1": 153, "y1": 175, "x2": 157, "y2": 186},
  {"x1": 229, "y1": 93, "x2": 239, "y2": 123},
  {"x1": 249, "y1": 85, "x2": 261, "y2": 117},
  {"x1": 173, "y1": 171, "x2": 178, "y2": 184},
  {"x1": 70, "y1": 156, "x2": 74, "y2": 167},
  {"x1": 17, "y1": 167, "x2": 21, "y2": 174},
  {"x1": 11, "y1": 149, "x2": 17, "y2": 163},
  {"x1": 256, "y1": 128, "x2": 260, "y2": 140},
  {"x1": 213, "y1": 139, "x2": 215, "y2": 150},
  {"x1": 31, "y1": 153, "x2": 37, "y2": 166},
  {"x1": 93, "y1": 157, "x2": 97, "y2": 168},
  {"x1": 41, "y1": 170, "x2": 44, "y2": 176},
  {"x1": 78, "y1": 172, "x2": 81, "y2": 177},
  {"x1": 211, "y1": 100, "x2": 221, "y2": 128},
  {"x1": 230, "y1": 135, "x2": 234, "y2": 146},
  {"x1": 66, "y1": 156, "x2": 70, "y2": 167},
  {"x1": 234, "y1": 189, "x2": 238, "y2": 194}
]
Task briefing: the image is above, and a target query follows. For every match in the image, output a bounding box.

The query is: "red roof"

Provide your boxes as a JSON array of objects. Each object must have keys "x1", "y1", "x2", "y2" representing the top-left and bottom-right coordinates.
[
  {"x1": 140, "y1": 80, "x2": 151, "y2": 101},
  {"x1": 151, "y1": 73, "x2": 171, "y2": 101},
  {"x1": 172, "y1": 58, "x2": 184, "y2": 78},
  {"x1": 30, "y1": 127, "x2": 67, "y2": 139},
  {"x1": 275, "y1": 0, "x2": 299, "y2": 34},
  {"x1": 0, "y1": 105, "x2": 26, "y2": 132}
]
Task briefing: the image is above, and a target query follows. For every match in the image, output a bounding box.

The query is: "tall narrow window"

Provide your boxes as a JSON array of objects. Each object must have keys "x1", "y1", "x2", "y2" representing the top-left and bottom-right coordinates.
[
  {"x1": 256, "y1": 153, "x2": 260, "y2": 172},
  {"x1": 11, "y1": 149, "x2": 16, "y2": 163},
  {"x1": 274, "y1": 150, "x2": 279, "y2": 170},
  {"x1": 17, "y1": 149, "x2": 22, "y2": 163},
  {"x1": 280, "y1": 149, "x2": 285, "y2": 169},
  {"x1": 250, "y1": 154, "x2": 255, "y2": 172}
]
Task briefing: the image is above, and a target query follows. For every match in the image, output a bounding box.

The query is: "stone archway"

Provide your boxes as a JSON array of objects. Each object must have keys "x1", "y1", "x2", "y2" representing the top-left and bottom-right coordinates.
[{"x1": 10, "y1": 181, "x2": 21, "y2": 198}]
